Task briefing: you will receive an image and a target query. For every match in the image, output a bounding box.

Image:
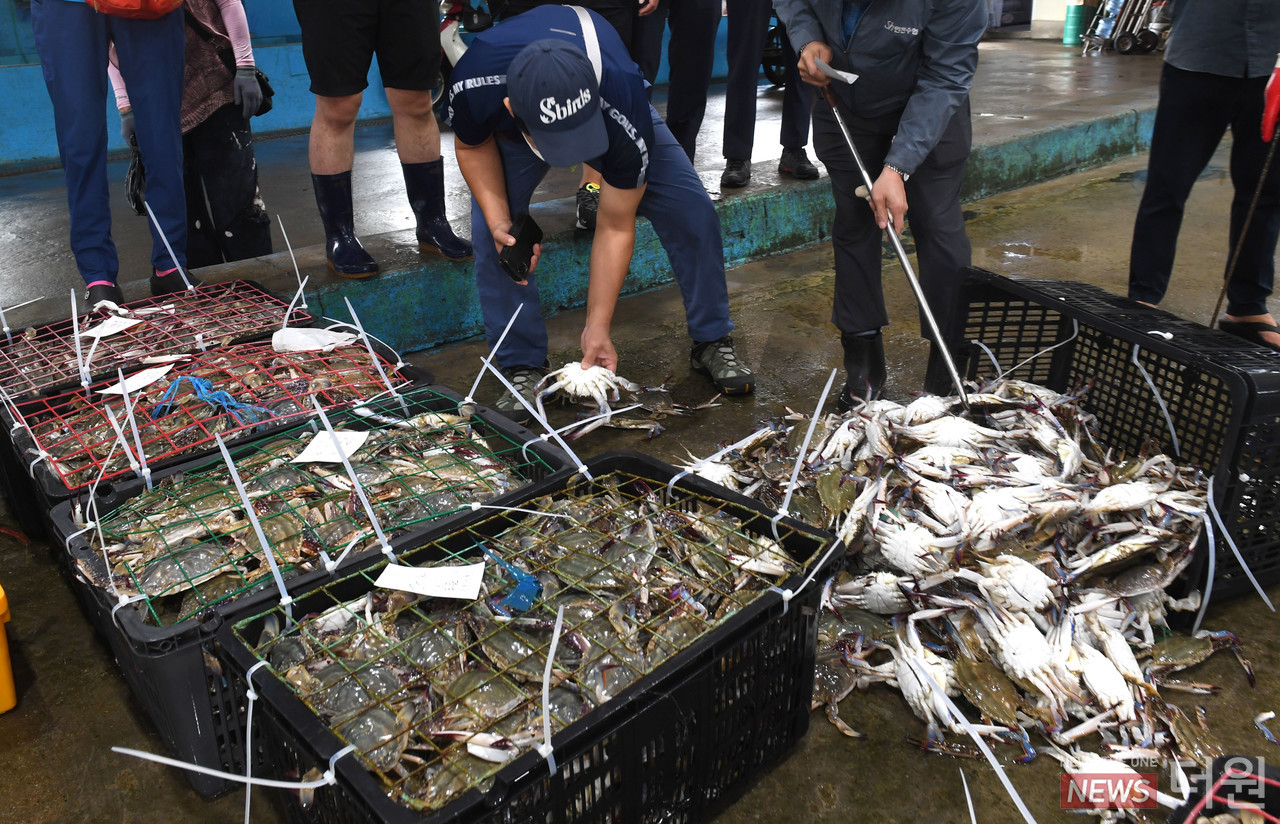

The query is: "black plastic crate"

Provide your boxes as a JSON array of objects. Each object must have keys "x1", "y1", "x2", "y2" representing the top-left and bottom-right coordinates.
[
  {"x1": 0, "y1": 280, "x2": 313, "y2": 400},
  {"x1": 6, "y1": 339, "x2": 429, "y2": 501},
  {"x1": 926, "y1": 267, "x2": 1280, "y2": 599},
  {"x1": 217, "y1": 451, "x2": 837, "y2": 824},
  {"x1": 51, "y1": 385, "x2": 571, "y2": 797}
]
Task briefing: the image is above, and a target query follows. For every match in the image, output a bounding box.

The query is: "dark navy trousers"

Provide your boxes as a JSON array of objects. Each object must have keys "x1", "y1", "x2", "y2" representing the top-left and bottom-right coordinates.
[
  {"x1": 472, "y1": 106, "x2": 734, "y2": 370},
  {"x1": 723, "y1": 1, "x2": 810, "y2": 161},
  {"x1": 32, "y1": 0, "x2": 187, "y2": 287},
  {"x1": 1128, "y1": 64, "x2": 1280, "y2": 317}
]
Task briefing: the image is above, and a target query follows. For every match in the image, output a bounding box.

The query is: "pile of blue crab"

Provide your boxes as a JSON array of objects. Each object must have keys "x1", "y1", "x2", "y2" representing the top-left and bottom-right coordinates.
[
  {"x1": 73, "y1": 401, "x2": 553, "y2": 627},
  {"x1": 683, "y1": 379, "x2": 1257, "y2": 807},
  {"x1": 240, "y1": 477, "x2": 813, "y2": 812}
]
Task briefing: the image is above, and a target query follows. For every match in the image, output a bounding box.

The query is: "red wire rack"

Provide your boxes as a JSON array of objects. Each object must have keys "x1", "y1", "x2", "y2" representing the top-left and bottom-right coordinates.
[
  {"x1": 0, "y1": 281, "x2": 311, "y2": 399},
  {"x1": 14, "y1": 342, "x2": 411, "y2": 494}
]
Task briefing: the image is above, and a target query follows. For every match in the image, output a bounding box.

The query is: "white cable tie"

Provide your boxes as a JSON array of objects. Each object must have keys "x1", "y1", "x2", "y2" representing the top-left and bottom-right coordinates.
[
  {"x1": 483, "y1": 355, "x2": 592, "y2": 480},
  {"x1": 1131, "y1": 344, "x2": 1181, "y2": 458},
  {"x1": 910, "y1": 659, "x2": 1038, "y2": 823},
  {"x1": 538, "y1": 604, "x2": 566, "y2": 776},
  {"x1": 1147, "y1": 330, "x2": 1174, "y2": 341},
  {"x1": 280, "y1": 276, "x2": 310, "y2": 332},
  {"x1": 216, "y1": 434, "x2": 295, "y2": 624},
  {"x1": 195, "y1": 332, "x2": 206, "y2": 352},
  {"x1": 469, "y1": 504, "x2": 573, "y2": 521},
  {"x1": 777, "y1": 369, "x2": 836, "y2": 538},
  {"x1": 466, "y1": 303, "x2": 524, "y2": 406},
  {"x1": 111, "y1": 746, "x2": 342, "y2": 789},
  {"x1": 103, "y1": 405, "x2": 140, "y2": 474},
  {"x1": 28, "y1": 449, "x2": 52, "y2": 476},
  {"x1": 243, "y1": 655, "x2": 268, "y2": 701},
  {"x1": 1192, "y1": 502, "x2": 1216, "y2": 635},
  {"x1": 277, "y1": 215, "x2": 308, "y2": 310},
  {"x1": 996, "y1": 318, "x2": 1079, "y2": 381},
  {"x1": 118, "y1": 368, "x2": 151, "y2": 488},
  {"x1": 324, "y1": 534, "x2": 364, "y2": 575},
  {"x1": 970, "y1": 339, "x2": 1004, "y2": 375},
  {"x1": 143, "y1": 200, "x2": 194, "y2": 290},
  {"x1": 65, "y1": 521, "x2": 95, "y2": 552},
  {"x1": 110, "y1": 593, "x2": 147, "y2": 628},
  {"x1": 341, "y1": 299, "x2": 408, "y2": 414},
  {"x1": 326, "y1": 744, "x2": 358, "y2": 782},
  {"x1": 243, "y1": 660, "x2": 271, "y2": 824},
  {"x1": 471, "y1": 501, "x2": 483, "y2": 511},
  {"x1": 311, "y1": 397, "x2": 396, "y2": 560},
  {"x1": 1206, "y1": 471, "x2": 1274, "y2": 611},
  {"x1": 960, "y1": 768, "x2": 977, "y2": 824},
  {"x1": 767, "y1": 586, "x2": 795, "y2": 615}
]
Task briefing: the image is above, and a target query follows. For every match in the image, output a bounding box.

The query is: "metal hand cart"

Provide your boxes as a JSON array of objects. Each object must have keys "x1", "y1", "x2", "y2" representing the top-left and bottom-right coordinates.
[{"x1": 1083, "y1": 0, "x2": 1169, "y2": 56}]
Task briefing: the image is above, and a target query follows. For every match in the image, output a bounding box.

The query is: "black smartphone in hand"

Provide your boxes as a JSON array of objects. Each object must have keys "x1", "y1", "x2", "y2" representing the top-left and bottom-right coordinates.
[{"x1": 499, "y1": 212, "x2": 543, "y2": 282}]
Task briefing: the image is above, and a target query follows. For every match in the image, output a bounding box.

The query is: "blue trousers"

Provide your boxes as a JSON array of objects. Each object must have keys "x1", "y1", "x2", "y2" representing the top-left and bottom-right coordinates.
[
  {"x1": 32, "y1": 0, "x2": 187, "y2": 287},
  {"x1": 473, "y1": 106, "x2": 734, "y2": 370}
]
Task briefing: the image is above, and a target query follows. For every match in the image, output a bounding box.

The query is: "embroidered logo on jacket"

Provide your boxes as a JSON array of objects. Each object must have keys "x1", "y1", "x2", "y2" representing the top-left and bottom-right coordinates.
[{"x1": 884, "y1": 20, "x2": 920, "y2": 35}]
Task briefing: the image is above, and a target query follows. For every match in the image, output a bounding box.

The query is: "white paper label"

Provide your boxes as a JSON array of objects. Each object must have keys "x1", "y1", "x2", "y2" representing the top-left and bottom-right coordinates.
[
  {"x1": 375, "y1": 562, "x2": 485, "y2": 600},
  {"x1": 81, "y1": 315, "x2": 143, "y2": 339},
  {"x1": 98, "y1": 364, "x2": 175, "y2": 396},
  {"x1": 291, "y1": 430, "x2": 370, "y2": 464},
  {"x1": 273, "y1": 327, "x2": 359, "y2": 353}
]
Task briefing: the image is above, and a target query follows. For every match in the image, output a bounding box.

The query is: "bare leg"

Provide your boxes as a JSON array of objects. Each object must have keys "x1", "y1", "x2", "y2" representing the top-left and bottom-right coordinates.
[
  {"x1": 386, "y1": 87, "x2": 440, "y2": 163},
  {"x1": 309, "y1": 93, "x2": 362, "y2": 174}
]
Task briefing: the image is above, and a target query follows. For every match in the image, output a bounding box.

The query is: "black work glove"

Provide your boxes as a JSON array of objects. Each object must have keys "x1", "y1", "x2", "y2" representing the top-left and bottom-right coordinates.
[
  {"x1": 121, "y1": 109, "x2": 136, "y2": 147},
  {"x1": 233, "y1": 66, "x2": 262, "y2": 119}
]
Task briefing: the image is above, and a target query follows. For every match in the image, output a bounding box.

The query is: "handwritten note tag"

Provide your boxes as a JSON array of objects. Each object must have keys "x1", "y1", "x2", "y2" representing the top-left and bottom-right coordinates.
[
  {"x1": 81, "y1": 315, "x2": 143, "y2": 339},
  {"x1": 98, "y1": 364, "x2": 174, "y2": 396},
  {"x1": 291, "y1": 430, "x2": 369, "y2": 464},
  {"x1": 375, "y1": 562, "x2": 485, "y2": 600}
]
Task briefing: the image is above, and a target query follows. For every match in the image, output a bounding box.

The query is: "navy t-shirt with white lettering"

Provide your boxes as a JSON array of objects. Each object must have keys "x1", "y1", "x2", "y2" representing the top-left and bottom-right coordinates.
[{"x1": 446, "y1": 5, "x2": 653, "y2": 190}]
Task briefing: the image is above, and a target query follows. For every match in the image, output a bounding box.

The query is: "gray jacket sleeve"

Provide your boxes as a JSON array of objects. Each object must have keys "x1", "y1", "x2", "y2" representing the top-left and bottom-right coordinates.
[
  {"x1": 773, "y1": 0, "x2": 826, "y2": 56},
  {"x1": 886, "y1": 0, "x2": 987, "y2": 174}
]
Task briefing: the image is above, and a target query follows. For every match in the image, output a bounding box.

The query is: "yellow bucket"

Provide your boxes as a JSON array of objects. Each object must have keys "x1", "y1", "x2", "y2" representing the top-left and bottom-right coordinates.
[{"x1": 0, "y1": 582, "x2": 14, "y2": 713}]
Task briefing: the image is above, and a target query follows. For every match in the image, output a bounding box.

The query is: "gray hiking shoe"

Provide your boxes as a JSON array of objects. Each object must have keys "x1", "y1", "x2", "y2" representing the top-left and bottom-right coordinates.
[
  {"x1": 493, "y1": 365, "x2": 545, "y2": 424},
  {"x1": 691, "y1": 335, "x2": 755, "y2": 395}
]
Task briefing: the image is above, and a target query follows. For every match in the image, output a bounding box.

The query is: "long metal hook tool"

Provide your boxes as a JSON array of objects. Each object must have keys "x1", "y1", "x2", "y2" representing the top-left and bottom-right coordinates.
[{"x1": 815, "y1": 58, "x2": 970, "y2": 411}]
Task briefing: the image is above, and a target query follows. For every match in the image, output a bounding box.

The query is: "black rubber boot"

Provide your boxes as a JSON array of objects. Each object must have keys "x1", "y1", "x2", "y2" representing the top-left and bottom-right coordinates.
[
  {"x1": 836, "y1": 331, "x2": 887, "y2": 412},
  {"x1": 311, "y1": 171, "x2": 379, "y2": 278},
  {"x1": 403, "y1": 160, "x2": 473, "y2": 261}
]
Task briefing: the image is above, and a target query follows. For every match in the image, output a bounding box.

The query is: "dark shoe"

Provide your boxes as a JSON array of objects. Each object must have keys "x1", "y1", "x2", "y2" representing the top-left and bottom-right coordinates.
[
  {"x1": 1218, "y1": 318, "x2": 1280, "y2": 353},
  {"x1": 312, "y1": 171, "x2": 379, "y2": 278},
  {"x1": 721, "y1": 159, "x2": 751, "y2": 189},
  {"x1": 85, "y1": 281, "x2": 124, "y2": 310},
  {"x1": 779, "y1": 148, "x2": 819, "y2": 180},
  {"x1": 403, "y1": 160, "x2": 473, "y2": 261},
  {"x1": 691, "y1": 335, "x2": 755, "y2": 394},
  {"x1": 836, "y1": 331, "x2": 886, "y2": 412},
  {"x1": 149, "y1": 267, "x2": 200, "y2": 296},
  {"x1": 494, "y1": 365, "x2": 547, "y2": 424},
  {"x1": 575, "y1": 182, "x2": 600, "y2": 230}
]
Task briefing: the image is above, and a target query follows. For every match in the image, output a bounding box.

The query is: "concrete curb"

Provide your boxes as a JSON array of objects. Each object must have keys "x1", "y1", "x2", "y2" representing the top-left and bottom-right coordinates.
[{"x1": 194, "y1": 104, "x2": 1157, "y2": 356}]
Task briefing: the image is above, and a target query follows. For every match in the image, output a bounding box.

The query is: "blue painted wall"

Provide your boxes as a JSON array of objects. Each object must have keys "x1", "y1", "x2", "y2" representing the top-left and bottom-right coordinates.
[{"x1": 0, "y1": 0, "x2": 731, "y2": 169}]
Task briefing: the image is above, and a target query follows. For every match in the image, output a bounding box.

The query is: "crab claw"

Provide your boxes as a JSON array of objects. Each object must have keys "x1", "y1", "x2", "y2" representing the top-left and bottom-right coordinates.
[{"x1": 1235, "y1": 647, "x2": 1257, "y2": 688}]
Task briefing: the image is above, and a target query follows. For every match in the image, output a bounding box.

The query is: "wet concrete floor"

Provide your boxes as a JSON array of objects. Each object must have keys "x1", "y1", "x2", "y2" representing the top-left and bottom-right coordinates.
[{"x1": 3, "y1": 128, "x2": 1279, "y2": 824}]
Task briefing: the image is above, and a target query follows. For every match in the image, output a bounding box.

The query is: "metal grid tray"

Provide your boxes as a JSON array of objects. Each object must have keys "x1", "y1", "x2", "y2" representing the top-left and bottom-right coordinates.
[
  {"x1": 0, "y1": 280, "x2": 312, "y2": 400},
  {"x1": 9, "y1": 341, "x2": 425, "y2": 499}
]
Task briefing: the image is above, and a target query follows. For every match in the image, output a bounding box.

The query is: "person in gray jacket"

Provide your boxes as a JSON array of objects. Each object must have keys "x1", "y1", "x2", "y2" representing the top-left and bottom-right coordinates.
[{"x1": 774, "y1": 0, "x2": 986, "y2": 409}]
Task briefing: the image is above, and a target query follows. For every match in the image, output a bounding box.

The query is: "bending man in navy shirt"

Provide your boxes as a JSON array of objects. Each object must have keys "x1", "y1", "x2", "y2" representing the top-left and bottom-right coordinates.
[{"x1": 448, "y1": 5, "x2": 755, "y2": 421}]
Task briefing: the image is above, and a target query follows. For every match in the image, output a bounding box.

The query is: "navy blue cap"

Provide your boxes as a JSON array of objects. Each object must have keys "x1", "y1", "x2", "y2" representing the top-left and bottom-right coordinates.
[{"x1": 507, "y1": 39, "x2": 608, "y2": 167}]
